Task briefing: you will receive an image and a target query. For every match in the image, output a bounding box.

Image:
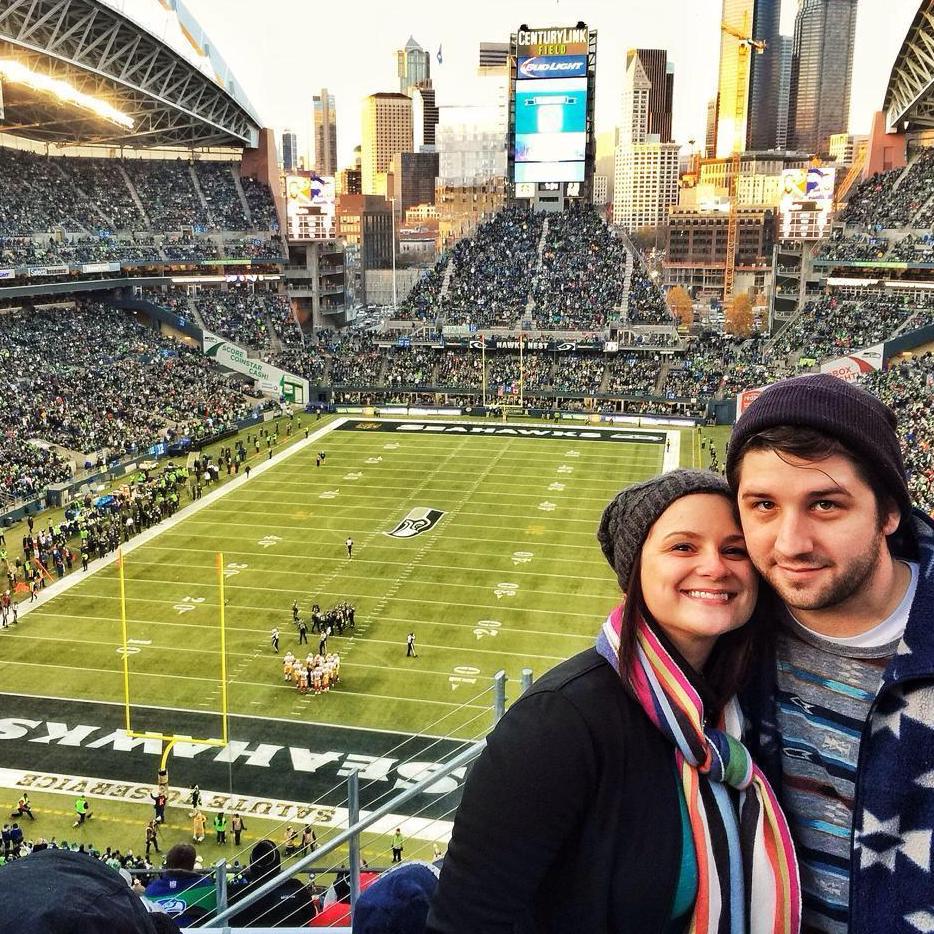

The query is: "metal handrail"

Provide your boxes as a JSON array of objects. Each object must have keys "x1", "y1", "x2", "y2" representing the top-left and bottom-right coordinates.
[{"x1": 199, "y1": 741, "x2": 486, "y2": 927}]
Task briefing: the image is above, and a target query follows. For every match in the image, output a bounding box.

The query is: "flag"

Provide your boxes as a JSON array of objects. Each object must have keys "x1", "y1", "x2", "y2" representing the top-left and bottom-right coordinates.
[{"x1": 437, "y1": 45, "x2": 443, "y2": 65}]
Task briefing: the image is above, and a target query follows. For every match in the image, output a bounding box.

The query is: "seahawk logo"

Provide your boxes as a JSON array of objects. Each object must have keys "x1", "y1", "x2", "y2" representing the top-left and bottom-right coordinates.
[{"x1": 386, "y1": 507, "x2": 445, "y2": 539}]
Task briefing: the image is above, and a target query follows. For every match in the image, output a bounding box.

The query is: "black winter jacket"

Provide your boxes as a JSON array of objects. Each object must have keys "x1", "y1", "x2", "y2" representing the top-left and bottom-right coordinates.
[{"x1": 427, "y1": 648, "x2": 686, "y2": 934}]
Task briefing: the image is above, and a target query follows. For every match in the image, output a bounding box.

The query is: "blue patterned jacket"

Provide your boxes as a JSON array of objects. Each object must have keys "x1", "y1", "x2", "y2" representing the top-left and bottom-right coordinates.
[{"x1": 743, "y1": 509, "x2": 934, "y2": 934}]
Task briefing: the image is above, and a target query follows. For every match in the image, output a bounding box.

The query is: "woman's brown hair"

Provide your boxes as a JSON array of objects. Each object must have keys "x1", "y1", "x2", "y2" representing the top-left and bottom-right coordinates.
[{"x1": 616, "y1": 551, "x2": 776, "y2": 720}]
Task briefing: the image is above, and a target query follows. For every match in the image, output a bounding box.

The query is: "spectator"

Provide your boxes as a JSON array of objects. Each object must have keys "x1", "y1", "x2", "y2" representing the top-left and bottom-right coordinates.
[
  {"x1": 143, "y1": 842, "x2": 216, "y2": 926},
  {"x1": 228, "y1": 838, "x2": 316, "y2": 927}
]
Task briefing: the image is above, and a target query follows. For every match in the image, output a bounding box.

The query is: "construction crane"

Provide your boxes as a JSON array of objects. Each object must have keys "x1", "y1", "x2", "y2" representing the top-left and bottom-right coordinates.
[{"x1": 721, "y1": 18, "x2": 766, "y2": 314}]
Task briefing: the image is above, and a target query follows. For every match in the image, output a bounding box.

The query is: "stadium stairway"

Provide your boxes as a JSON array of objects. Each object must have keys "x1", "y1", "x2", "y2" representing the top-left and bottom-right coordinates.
[
  {"x1": 656, "y1": 360, "x2": 673, "y2": 395},
  {"x1": 892, "y1": 149, "x2": 923, "y2": 194},
  {"x1": 119, "y1": 164, "x2": 151, "y2": 228},
  {"x1": 621, "y1": 249, "x2": 634, "y2": 319},
  {"x1": 50, "y1": 160, "x2": 111, "y2": 234},
  {"x1": 188, "y1": 163, "x2": 211, "y2": 222},
  {"x1": 231, "y1": 167, "x2": 254, "y2": 228},
  {"x1": 438, "y1": 254, "x2": 456, "y2": 303},
  {"x1": 598, "y1": 361, "x2": 612, "y2": 395},
  {"x1": 264, "y1": 313, "x2": 285, "y2": 352},
  {"x1": 186, "y1": 296, "x2": 208, "y2": 332},
  {"x1": 526, "y1": 217, "x2": 550, "y2": 317}
]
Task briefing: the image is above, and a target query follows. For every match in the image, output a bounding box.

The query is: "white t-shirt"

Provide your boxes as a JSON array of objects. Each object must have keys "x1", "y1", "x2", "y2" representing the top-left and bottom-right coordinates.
[{"x1": 791, "y1": 561, "x2": 919, "y2": 649}]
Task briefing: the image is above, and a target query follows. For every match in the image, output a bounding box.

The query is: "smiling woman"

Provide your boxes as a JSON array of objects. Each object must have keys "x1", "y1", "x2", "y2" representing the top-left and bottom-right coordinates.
[{"x1": 427, "y1": 469, "x2": 800, "y2": 934}]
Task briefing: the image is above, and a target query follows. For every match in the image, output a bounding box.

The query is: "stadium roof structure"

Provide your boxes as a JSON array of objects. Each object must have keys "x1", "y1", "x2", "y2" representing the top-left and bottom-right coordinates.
[
  {"x1": 884, "y1": 0, "x2": 934, "y2": 132},
  {"x1": 0, "y1": 0, "x2": 262, "y2": 148}
]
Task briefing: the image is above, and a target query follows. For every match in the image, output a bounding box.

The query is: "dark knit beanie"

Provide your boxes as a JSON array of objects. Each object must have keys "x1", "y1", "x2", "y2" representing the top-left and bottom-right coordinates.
[
  {"x1": 597, "y1": 469, "x2": 732, "y2": 591},
  {"x1": 726, "y1": 373, "x2": 912, "y2": 523}
]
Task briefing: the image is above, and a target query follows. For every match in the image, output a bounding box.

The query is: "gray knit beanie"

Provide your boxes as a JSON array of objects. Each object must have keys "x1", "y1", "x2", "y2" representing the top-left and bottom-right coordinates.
[{"x1": 597, "y1": 469, "x2": 732, "y2": 591}]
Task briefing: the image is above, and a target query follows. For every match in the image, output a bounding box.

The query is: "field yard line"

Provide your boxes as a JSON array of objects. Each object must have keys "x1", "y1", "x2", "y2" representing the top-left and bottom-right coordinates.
[
  {"x1": 0, "y1": 691, "x2": 473, "y2": 741},
  {"x1": 223, "y1": 488, "x2": 622, "y2": 504},
  {"x1": 0, "y1": 658, "x2": 488, "y2": 709},
  {"x1": 4, "y1": 630, "x2": 503, "y2": 677},
  {"x1": 56, "y1": 588, "x2": 603, "y2": 618},
  {"x1": 26, "y1": 609, "x2": 597, "y2": 642},
  {"x1": 99, "y1": 573, "x2": 612, "y2": 601},
  {"x1": 149, "y1": 530, "x2": 604, "y2": 550},
  {"x1": 178, "y1": 513, "x2": 607, "y2": 531},
  {"x1": 122, "y1": 553, "x2": 612, "y2": 583},
  {"x1": 15, "y1": 417, "x2": 349, "y2": 622}
]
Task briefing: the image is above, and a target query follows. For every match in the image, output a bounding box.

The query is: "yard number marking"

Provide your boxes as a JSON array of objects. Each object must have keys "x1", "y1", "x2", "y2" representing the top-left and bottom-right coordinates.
[
  {"x1": 557, "y1": 465, "x2": 574, "y2": 474},
  {"x1": 449, "y1": 665, "x2": 481, "y2": 690},
  {"x1": 343, "y1": 472, "x2": 363, "y2": 480},
  {"x1": 319, "y1": 490, "x2": 340, "y2": 500},
  {"x1": 512, "y1": 551, "x2": 534, "y2": 565},
  {"x1": 548, "y1": 482, "x2": 565, "y2": 492},
  {"x1": 224, "y1": 562, "x2": 248, "y2": 578},
  {"x1": 495, "y1": 582, "x2": 519, "y2": 599},
  {"x1": 474, "y1": 619, "x2": 502, "y2": 640},
  {"x1": 258, "y1": 535, "x2": 283, "y2": 548},
  {"x1": 173, "y1": 595, "x2": 206, "y2": 615},
  {"x1": 538, "y1": 501, "x2": 557, "y2": 512}
]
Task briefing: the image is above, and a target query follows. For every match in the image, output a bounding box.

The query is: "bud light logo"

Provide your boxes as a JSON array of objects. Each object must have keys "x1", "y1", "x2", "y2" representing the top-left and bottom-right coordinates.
[{"x1": 518, "y1": 55, "x2": 587, "y2": 79}]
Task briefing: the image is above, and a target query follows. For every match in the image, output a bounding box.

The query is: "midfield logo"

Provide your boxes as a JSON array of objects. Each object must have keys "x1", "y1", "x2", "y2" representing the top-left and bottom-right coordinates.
[{"x1": 386, "y1": 507, "x2": 445, "y2": 539}]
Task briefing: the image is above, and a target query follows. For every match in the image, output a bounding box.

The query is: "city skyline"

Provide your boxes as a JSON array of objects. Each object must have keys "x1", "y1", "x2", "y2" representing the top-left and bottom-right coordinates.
[{"x1": 188, "y1": 0, "x2": 919, "y2": 170}]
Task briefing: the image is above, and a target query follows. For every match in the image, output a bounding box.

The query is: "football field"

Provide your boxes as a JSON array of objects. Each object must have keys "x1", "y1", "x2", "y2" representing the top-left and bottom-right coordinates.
[{"x1": 0, "y1": 417, "x2": 672, "y2": 826}]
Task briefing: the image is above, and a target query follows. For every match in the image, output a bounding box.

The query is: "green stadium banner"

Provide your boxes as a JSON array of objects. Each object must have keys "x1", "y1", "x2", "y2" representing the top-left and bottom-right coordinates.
[{"x1": 201, "y1": 330, "x2": 309, "y2": 403}]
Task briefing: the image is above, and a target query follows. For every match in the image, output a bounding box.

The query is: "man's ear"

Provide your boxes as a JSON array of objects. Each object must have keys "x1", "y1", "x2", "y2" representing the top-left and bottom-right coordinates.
[{"x1": 881, "y1": 500, "x2": 902, "y2": 538}]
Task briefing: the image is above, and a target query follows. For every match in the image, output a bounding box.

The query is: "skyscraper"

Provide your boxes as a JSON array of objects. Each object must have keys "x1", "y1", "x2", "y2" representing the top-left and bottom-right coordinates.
[
  {"x1": 411, "y1": 85, "x2": 439, "y2": 151},
  {"x1": 397, "y1": 37, "x2": 431, "y2": 95},
  {"x1": 715, "y1": 0, "x2": 782, "y2": 156},
  {"x1": 615, "y1": 54, "x2": 679, "y2": 231},
  {"x1": 788, "y1": 0, "x2": 859, "y2": 155},
  {"x1": 361, "y1": 93, "x2": 413, "y2": 197},
  {"x1": 626, "y1": 49, "x2": 674, "y2": 143},
  {"x1": 313, "y1": 89, "x2": 337, "y2": 176},
  {"x1": 621, "y1": 54, "x2": 651, "y2": 147},
  {"x1": 775, "y1": 35, "x2": 794, "y2": 150},
  {"x1": 281, "y1": 130, "x2": 298, "y2": 171}
]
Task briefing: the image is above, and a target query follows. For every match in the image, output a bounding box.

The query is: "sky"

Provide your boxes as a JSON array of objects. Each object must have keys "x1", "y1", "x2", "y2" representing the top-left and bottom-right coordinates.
[{"x1": 185, "y1": 0, "x2": 921, "y2": 168}]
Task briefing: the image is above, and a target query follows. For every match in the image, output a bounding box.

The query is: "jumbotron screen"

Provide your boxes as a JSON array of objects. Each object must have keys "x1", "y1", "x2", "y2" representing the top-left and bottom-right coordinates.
[{"x1": 513, "y1": 25, "x2": 589, "y2": 184}]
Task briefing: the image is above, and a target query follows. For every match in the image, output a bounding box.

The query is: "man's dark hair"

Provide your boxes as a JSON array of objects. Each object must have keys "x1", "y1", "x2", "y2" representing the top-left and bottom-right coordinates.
[
  {"x1": 165, "y1": 843, "x2": 196, "y2": 872},
  {"x1": 727, "y1": 425, "x2": 916, "y2": 555}
]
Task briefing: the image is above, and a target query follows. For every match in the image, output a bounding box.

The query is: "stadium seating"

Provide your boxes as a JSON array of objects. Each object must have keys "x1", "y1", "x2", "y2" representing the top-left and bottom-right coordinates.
[
  {"x1": 840, "y1": 147, "x2": 934, "y2": 230},
  {"x1": 861, "y1": 353, "x2": 934, "y2": 513},
  {"x1": 0, "y1": 148, "x2": 278, "y2": 238},
  {"x1": 0, "y1": 302, "x2": 266, "y2": 501}
]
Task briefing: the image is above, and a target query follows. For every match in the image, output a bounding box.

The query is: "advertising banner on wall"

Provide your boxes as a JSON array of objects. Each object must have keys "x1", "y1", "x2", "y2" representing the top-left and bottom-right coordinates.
[
  {"x1": 819, "y1": 343, "x2": 884, "y2": 383},
  {"x1": 202, "y1": 331, "x2": 309, "y2": 404}
]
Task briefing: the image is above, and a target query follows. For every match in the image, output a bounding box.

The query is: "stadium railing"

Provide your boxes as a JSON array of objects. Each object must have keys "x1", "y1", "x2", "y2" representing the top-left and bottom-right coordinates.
[{"x1": 180, "y1": 669, "x2": 530, "y2": 931}]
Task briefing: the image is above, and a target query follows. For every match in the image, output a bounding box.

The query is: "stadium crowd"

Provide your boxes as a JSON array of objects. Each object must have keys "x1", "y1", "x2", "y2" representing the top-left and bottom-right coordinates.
[
  {"x1": 840, "y1": 147, "x2": 934, "y2": 230},
  {"x1": 0, "y1": 148, "x2": 278, "y2": 238},
  {"x1": 768, "y1": 294, "x2": 934, "y2": 364},
  {"x1": 861, "y1": 353, "x2": 934, "y2": 513},
  {"x1": 0, "y1": 303, "x2": 265, "y2": 497}
]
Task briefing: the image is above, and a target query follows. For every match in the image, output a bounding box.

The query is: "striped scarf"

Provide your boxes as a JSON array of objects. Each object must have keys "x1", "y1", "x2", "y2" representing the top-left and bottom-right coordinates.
[{"x1": 596, "y1": 605, "x2": 800, "y2": 934}]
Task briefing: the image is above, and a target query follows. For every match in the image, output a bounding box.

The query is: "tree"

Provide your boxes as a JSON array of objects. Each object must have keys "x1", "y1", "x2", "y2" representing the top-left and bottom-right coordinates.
[
  {"x1": 726, "y1": 293, "x2": 754, "y2": 337},
  {"x1": 667, "y1": 286, "x2": 693, "y2": 327}
]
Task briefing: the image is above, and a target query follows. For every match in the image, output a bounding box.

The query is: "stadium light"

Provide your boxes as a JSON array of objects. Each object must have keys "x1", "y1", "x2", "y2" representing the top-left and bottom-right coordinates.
[{"x1": 0, "y1": 59, "x2": 134, "y2": 129}]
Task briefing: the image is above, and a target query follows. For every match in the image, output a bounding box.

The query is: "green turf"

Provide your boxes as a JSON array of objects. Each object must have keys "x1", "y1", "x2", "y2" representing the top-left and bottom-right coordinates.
[{"x1": 3, "y1": 420, "x2": 670, "y2": 741}]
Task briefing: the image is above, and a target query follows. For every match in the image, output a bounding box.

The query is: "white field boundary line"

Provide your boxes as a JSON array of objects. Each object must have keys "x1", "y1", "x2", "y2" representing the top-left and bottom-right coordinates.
[
  {"x1": 0, "y1": 691, "x2": 474, "y2": 741},
  {"x1": 26, "y1": 610, "x2": 597, "y2": 644},
  {"x1": 663, "y1": 430, "x2": 680, "y2": 472},
  {"x1": 0, "y1": 768, "x2": 455, "y2": 843},
  {"x1": 16, "y1": 418, "x2": 349, "y2": 621}
]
